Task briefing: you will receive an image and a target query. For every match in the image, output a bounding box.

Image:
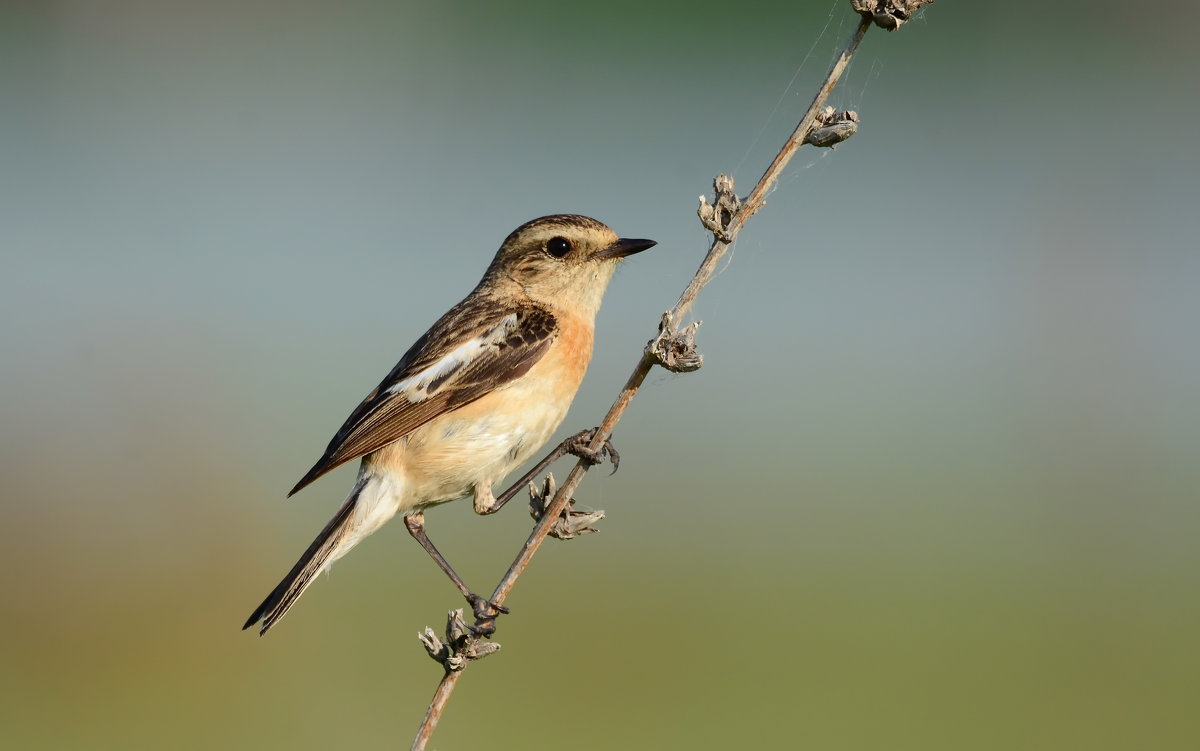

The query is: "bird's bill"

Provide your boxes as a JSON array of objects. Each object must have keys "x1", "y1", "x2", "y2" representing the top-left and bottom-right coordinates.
[{"x1": 595, "y1": 237, "x2": 657, "y2": 260}]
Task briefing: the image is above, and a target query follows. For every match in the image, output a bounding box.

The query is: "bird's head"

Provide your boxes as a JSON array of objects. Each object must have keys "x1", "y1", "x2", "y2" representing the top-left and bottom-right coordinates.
[{"x1": 482, "y1": 214, "x2": 655, "y2": 317}]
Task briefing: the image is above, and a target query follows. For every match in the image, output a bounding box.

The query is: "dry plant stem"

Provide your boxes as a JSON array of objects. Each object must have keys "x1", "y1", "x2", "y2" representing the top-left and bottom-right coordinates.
[
  {"x1": 724, "y1": 16, "x2": 869, "y2": 234},
  {"x1": 411, "y1": 15, "x2": 873, "y2": 751},
  {"x1": 412, "y1": 672, "x2": 461, "y2": 751},
  {"x1": 494, "y1": 12, "x2": 872, "y2": 613}
]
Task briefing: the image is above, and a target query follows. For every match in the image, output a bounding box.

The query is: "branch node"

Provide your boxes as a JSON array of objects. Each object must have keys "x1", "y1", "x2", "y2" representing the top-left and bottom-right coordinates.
[
  {"x1": 850, "y1": 0, "x2": 934, "y2": 30},
  {"x1": 529, "y1": 473, "x2": 605, "y2": 539},
  {"x1": 648, "y1": 311, "x2": 703, "y2": 374},
  {"x1": 418, "y1": 610, "x2": 501, "y2": 672},
  {"x1": 804, "y1": 107, "x2": 859, "y2": 149},
  {"x1": 697, "y1": 174, "x2": 741, "y2": 240}
]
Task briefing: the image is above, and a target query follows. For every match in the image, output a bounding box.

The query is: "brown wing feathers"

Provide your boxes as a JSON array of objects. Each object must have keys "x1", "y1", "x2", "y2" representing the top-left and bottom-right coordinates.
[{"x1": 287, "y1": 302, "x2": 557, "y2": 496}]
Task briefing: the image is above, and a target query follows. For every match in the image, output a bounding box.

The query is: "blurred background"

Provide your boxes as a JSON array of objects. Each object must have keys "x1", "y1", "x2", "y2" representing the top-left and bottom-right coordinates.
[{"x1": 2, "y1": 1, "x2": 1197, "y2": 748}]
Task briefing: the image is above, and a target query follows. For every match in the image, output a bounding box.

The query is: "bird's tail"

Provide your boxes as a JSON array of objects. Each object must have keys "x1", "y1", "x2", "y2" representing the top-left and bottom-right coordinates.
[{"x1": 243, "y1": 479, "x2": 368, "y2": 636}]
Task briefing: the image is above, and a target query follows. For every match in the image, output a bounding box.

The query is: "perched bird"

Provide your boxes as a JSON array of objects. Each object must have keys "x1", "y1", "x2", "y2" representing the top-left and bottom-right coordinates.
[{"x1": 243, "y1": 215, "x2": 655, "y2": 635}]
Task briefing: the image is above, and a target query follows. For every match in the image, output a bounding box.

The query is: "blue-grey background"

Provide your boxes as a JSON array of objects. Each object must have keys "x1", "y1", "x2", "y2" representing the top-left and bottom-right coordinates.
[{"x1": 2, "y1": 1, "x2": 1197, "y2": 748}]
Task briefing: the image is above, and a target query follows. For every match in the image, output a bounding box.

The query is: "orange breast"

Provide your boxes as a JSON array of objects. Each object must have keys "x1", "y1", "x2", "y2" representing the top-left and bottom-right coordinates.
[
  {"x1": 367, "y1": 309, "x2": 597, "y2": 506},
  {"x1": 538, "y1": 309, "x2": 594, "y2": 397}
]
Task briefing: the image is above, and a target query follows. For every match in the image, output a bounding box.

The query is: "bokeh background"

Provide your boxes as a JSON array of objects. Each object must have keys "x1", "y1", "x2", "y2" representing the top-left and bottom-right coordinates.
[{"x1": 3, "y1": 1, "x2": 1197, "y2": 748}]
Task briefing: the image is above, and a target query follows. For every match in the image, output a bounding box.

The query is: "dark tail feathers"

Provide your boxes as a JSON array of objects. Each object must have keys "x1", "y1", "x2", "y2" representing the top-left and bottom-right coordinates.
[{"x1": 243, "y1": 487, "x2": 360, "y2": 636}]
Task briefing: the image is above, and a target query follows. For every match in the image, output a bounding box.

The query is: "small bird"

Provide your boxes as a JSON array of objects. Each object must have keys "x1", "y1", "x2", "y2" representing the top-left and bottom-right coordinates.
[{"x1": 243, "y1": 215, "x2": 655, "y2": 635}]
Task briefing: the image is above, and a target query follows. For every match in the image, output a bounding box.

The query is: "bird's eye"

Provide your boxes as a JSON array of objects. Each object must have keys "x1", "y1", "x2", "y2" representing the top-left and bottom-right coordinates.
[{"x1": 545, "y1": 236, "x2": 572, "y2": 259}]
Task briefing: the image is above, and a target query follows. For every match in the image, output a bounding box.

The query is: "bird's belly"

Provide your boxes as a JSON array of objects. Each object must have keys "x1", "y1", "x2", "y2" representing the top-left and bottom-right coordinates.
[
  {"x1": 383, "y1": 379, "x2": 580, "y2": 509},
  {"x1": 411, "y1": 406, "x2": 564, "y2": 503}
]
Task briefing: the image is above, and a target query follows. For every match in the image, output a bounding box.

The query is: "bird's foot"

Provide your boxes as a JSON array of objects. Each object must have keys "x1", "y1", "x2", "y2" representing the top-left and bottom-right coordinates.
[
  {"x1": 465, "y1": 593, "x2": 509, "y2": 636},
  {"x1": 528, "y1": 473, "x2": 606, "y2": 540},
  {"x1": 566, "y1": 428, "x2": 620, "y2": 474}
]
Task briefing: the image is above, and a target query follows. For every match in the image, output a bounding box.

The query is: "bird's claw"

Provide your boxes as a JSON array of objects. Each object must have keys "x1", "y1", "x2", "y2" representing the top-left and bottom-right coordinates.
[
  {"x1": 567, "y1": 428, "x2": 620, "y2": 475},
  {"x1": 465, "y1": 593, "x2": 508, "y2": 635}
]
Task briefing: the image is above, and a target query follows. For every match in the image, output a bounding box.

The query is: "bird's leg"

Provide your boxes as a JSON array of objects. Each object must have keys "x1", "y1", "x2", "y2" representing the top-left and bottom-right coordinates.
[
  {"x1": 403, "y1": 513, "x2": 508, "y2": 634},
  {"x1": 474, "y1": 428, "x2": 619, "y2": 517}
]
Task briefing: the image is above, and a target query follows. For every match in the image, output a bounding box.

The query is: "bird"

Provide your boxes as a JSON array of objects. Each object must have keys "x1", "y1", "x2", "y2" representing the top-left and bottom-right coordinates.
[{"x1": 243, "y1": 214, "x2": 655, "y2": 636}]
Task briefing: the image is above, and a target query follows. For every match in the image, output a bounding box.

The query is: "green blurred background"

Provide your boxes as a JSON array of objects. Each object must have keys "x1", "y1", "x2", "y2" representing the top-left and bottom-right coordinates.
[{"x1": 3, "y1": 1, "x2": 1197, "y2": 748}]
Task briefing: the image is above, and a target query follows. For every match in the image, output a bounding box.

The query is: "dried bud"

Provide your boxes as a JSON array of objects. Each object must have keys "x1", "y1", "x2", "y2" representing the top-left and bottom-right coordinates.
[
  {"x1": 805, "y1": 109, "x2": 859, "y2": 148},
  {"x1": 446, "y1": 609, "x2": 472, "y2": 647},
  {"x1": 648, "y1": 311, "x2": 703, "y2": 373},
  {"x1": 418, "y1": 626, "x2": 447, "y2": 664},
  {"x1": 850, "y1": 0, "x2": 934, "y2": 30},
  {"x1": 418, "y1": 610, "x2": 502, "y2": 671},
  {"x1": 529, "y1": 472, "x2": 605, "y2": 539},
  {"x1": 698, "y1": 174, "x2": 741, "y2": 238}
]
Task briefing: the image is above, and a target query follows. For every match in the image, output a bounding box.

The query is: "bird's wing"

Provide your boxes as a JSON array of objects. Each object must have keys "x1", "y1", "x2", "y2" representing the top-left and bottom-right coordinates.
[{"x1": 288, "y1": 300, "x2": 558, "y2": 496}]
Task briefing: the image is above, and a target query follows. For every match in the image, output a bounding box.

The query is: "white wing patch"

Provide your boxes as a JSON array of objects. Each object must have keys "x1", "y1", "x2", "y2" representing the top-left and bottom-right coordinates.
[{"x1": 385, "y1": 313, "x2": 519, "y2": 403}]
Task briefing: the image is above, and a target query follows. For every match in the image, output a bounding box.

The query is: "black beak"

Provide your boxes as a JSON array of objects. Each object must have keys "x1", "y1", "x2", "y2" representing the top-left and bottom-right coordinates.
[{"x1": 597, "y1": 237, "x2": 656, "y2": 260}]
